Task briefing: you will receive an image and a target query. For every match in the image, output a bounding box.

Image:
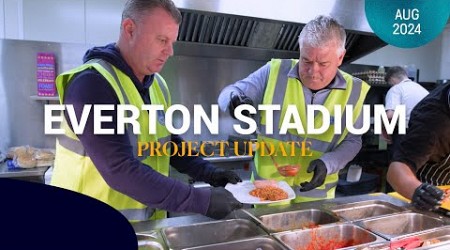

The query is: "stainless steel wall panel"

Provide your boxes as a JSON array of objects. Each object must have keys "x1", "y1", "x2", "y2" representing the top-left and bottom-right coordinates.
[{"x1": 0, "y1": 39, "x2": 90, "y2": 150}]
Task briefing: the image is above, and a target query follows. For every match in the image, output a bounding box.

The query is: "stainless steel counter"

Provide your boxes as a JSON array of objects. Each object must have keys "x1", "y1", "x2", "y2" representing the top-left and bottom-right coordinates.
[
  {"x1": 132, "y1": 193, "x2": 450, "y2": 249},
  {"x1": 132, "y1": 193, "x2": 447, "y2": 232},
  {"x1": 0, "y1": 162, "x2": 49, "y2": 183}
]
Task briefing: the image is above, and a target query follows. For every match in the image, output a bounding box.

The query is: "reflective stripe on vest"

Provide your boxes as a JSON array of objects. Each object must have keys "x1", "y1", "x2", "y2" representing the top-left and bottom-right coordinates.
[
  {"x1": 255, "y1": 59, "x2": 369, "y2": 201},
  {"x1": 51, "y1": 58, "x2": 171, "y2": 221}
]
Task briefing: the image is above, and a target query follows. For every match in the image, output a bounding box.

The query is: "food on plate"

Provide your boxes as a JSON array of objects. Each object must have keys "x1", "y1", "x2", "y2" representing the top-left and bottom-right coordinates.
[
  {"x1": 249, "y1": 186, "x2": 288, "y2": 201},
  {"x1": 253, "y1": 179, "x2": 278, "y2": 188}
]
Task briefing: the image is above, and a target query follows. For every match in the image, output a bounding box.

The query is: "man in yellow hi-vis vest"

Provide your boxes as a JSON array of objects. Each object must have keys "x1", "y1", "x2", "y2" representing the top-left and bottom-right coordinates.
[
  {"x1": 218, "y1": 16, "x2": 370, "y2": 203},
  {"x1": 51, "y1": 0, "x2": 242, "y2": 222}
]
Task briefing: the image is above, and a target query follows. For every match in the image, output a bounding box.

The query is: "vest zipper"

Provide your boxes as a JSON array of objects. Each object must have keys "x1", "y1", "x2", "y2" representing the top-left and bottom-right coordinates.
[{"x1": 311, "y1": 92, "x2": 316, "y2": 104}]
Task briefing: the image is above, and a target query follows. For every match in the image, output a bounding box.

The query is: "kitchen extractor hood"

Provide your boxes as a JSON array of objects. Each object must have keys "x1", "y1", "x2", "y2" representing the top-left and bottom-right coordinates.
[{"x1": 172, "y1": 0, "x2": 387, "y2": 64}]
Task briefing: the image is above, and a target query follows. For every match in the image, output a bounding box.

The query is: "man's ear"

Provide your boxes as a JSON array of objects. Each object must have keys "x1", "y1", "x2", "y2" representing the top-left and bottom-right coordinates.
[
  {"x1": 337, "y1": 49, "x2": 346, "y2": 66},
  {"x1": 122, "y1": 18, "x2": 135, "y2": 38}
]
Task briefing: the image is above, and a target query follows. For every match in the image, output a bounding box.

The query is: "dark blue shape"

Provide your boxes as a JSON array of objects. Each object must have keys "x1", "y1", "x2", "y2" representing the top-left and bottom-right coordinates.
[{"x1": 0, "y1": 178, "x2": 137, "y2": 250}]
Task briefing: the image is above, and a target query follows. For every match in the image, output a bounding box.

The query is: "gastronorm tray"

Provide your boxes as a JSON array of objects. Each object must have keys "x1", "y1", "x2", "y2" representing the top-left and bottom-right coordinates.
[
  {"x1": 356, "y1": 212, "x2": 445, "y2": 240},
  {"x1": 161, "y1": 219, "x2": 267, "y2": 249},
  {"x1": 255, "y1": 208, "x2": 342, "y2": 233},
  {"x1": 273, "y1": 223, "x2": 386, "y2": 250},
  {"x1": 330, "y1": 200, "x2": 408, "y2": 221},
  {"x1": 136, "y1": 231, "x2": 166, "y2": 250},
  {"x1": 182, "y1": 236, "x2": 287, "y2": 250},
  {"x1": 389, "y1": 225, "x2": 450, "y2": 249}
]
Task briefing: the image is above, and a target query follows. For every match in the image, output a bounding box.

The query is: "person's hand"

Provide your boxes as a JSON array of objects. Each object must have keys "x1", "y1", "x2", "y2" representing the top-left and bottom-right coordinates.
[
  {"x1": 228, "y1": 92, "x2": 253, "y2": 119},
  {"x1": 411, "y1": 183, "x2": 444, "y2": 211},
  {"x1": 381, "y1": 128, "x2": 392, "y2": 144},
  {"x1": 208, "y1": 168, "x2": 242, "y2": 187},
  {"x1": 299, "y1": 159, "x2": 327, "y2": 192},
  {"x1": 205, "y1": 187, "x2": 243, "y2": 219}
]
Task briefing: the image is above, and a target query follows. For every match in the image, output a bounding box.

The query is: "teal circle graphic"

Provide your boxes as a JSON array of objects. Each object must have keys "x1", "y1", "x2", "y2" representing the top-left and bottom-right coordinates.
[{"x1": 365, "y1": 0, "x2": 450, "y2": 48}]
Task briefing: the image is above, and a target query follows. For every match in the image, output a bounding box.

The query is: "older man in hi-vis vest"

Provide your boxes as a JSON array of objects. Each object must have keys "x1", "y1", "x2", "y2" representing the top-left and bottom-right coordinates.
[{"x1": 219, "y1": 15, "x2": 370, "y2": 203}]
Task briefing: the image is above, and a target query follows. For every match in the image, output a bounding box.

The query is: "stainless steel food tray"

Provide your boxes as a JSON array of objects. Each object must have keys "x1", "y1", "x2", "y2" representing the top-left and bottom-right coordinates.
[
  {"x1": 357, "y1": 212, "x2": 445, "y2": 240},
  {"x1": 330, "y1": 200, "x2": 408, "y2": 221},
  {"x1": 183, "y1": 236, "x2": 288, "y2": 250},
  {"x1": 255, "y1": 208, "x2": 342, "y2": 233},
  {"x1": 390, "y1": 225, "x2": 450, "y2": 250},
  {"x1": 161, "y1": 218, "x2": 267, "y2": 249},
  {"x1": 273, "y1": 223, "x2": 386, "y2": 250},
  {"x1": 137, "y1": 231, "x2": 167, "y2": 250}
]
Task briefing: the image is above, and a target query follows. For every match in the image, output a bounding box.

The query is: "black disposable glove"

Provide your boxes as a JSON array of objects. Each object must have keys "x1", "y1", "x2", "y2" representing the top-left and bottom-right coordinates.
[
  {"x1": 228, "y1": 92, "x2": 254, "y2": 119},
  {"x1": 411, "y1": 183, "x2": 444, "y2": 211},
  {"x1": 206, "y1": 187, "x2": 243, "y2": 220},
  {"x1": 208, "y1": 168, "x2": 242, "y2": 187},
  {"x1": 299, "y1": 159, "x2": 327, "y2": 192}
]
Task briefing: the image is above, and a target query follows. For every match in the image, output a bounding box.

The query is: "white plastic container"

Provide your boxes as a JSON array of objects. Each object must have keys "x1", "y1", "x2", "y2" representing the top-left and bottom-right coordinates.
[{"x1": 346, "y1": 164, "x2": 362, "y2": 182}]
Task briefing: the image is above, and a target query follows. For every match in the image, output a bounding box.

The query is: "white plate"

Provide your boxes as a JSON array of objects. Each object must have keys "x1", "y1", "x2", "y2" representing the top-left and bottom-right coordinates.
[{"x1": 225, "y1": 180, "x2": 295, "y2": 204}]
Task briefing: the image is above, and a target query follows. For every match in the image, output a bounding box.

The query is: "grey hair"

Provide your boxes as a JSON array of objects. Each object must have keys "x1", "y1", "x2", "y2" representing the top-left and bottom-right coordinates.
[
  {"x1": 122, "y1": 0, "x2": 182, "y2": 24},
  {"x1": 298, "y1": 15, "x2": 346, "y2": 55},
  {"x1": 385, "y1": 66, "x2": 407, "y2": 83}
]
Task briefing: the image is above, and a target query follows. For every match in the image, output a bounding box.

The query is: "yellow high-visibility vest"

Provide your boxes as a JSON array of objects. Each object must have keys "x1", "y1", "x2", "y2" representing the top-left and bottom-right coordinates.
[
  {"x1": 255, "y1": 59, "x2": 370, "y2": 203},
  {"x1": 51, "y1": 59, "x2": 171, "y2": 221}
]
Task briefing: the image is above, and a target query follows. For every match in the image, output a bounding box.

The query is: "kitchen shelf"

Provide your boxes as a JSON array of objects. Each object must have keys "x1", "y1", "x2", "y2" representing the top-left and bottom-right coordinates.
[{"x1": 30, "y1": 95, "x2": 59, "y2": 101}]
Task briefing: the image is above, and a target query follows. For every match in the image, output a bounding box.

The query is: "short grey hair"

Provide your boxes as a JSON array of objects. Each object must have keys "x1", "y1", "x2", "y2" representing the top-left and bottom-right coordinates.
[
  {"x1": 298, "y1": 15, "x2": 346, "y2": 55},
  {"x1": 122, "y1": 0, "x2": 182, "y2": 24}
]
